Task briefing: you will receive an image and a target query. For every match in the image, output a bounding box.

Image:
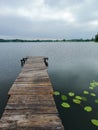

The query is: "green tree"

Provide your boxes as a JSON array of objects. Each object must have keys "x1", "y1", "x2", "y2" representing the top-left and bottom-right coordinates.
[{"x1": 95, "y1": 33, "x2": 98, "y2": 42}]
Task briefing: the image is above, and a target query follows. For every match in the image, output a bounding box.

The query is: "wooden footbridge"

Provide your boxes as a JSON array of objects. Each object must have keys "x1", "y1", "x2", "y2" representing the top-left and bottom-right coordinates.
[{"x1": 0, "y1": 57, "x2": 64, "y2": 130}]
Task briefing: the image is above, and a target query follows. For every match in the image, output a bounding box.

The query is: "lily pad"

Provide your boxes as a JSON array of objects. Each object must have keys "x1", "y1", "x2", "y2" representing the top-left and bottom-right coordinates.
[
  {"x1": 73, "y1": 99, "x2": 81, "y2": 104},
  {"x1": 75, "y1": 96, "x2": 82, "y2": 100},
  {"x1": 94, "y1": 99, "x2": 98, "y2": 104},
  {"x1": 68, "y1": 92, "x2": 75, "y2": 97},
  {"x1": 90, "y1": 81, "x2": 98, "y2": 88},
  {"x1": 54, "y1": 91, "x2": 60, "y2": 96},
  {"x1": 90, "y1": 83, "x2": 95, "y2": 88},
  {"x1": 94, "y1": 82, "x2": 98, "y2": 87},
  {"x1": 61, "y1": 95, "x2": 67, "y2": 101},
  {"x1": 90, "y1": 93, "x2": 96, "y2": 97},
  {"x1": 61, "y1": 102, "x2": 70, "y2": 108},
  {"x1": 84, "y1": 106, "x2": 92, "y2": 112},
  {"x1": 83, "y1": 90, "x2": 89, "y2": 95},
  {"x1": 91, "y1": 119, "x2": 98, "y2": 126},
  {"x1": 89, "y1": 86, "x2": 94, "y2": 90}
]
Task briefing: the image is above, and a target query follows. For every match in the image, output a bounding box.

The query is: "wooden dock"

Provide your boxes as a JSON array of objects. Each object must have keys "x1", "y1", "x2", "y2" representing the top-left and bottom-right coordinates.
[{"x1": 0, "y1": 57, "x2": 64, "y2": 130}]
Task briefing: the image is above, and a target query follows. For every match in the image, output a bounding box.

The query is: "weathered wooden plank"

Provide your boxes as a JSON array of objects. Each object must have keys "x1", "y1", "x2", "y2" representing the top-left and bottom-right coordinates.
[
  {"x1": 21, "y1": 68, "x2": 47, "y2": 73},
  {"x1": 19, "y1": 71, "x2": 49, "y2": 75},
  {"x1": 22, "y1": 62, "x2": 47, "y2": 68},
  {"x1": 18, "y1": 70, "x2": 49, "y2": 77},
  {"x1": 14, "y1": 78, "x2": 52, "y2": 85},
  {"x1": 2, "y1": 107, "x2": 58, "y2": 117},
  {"x1": 8, "y1": 86, "x2": 53, "y2": 95},
  {"x1": 23, "y1": 62, "x2": 47, "y2": 68},
  {"x1": 0, "y1": 57, "x2": 64, "y2": 129},
  {"x1": 7, "y1": 99, "x2": 55, "y2": 105},
  {"x1": 8, "y1": 95, "x2": 54, "y2": 103},
  {"x1": 9, "y1": 83, "x2": 52, "y2": 88},
  {"x1": 5, "y1": 103, "x2": 57, "y2": 110},
  {"x1": 7, "y1": 94, "x2": 54, "y2": 104},
  {"x1": 15, "y1": 76, "x2": 50, "y2": 81},
  {"x1": 16, "y1": 75, "x2": 49, "y2": 81},
  {"x1": 26, "y1": 56, "x2": 48, "y2": 62},
  {"x1": 4, "y1": 106, "x2": 58, "y2": 114},
  {"x1": 0, "y1": 115, "x2": 63, "y2": 130}
]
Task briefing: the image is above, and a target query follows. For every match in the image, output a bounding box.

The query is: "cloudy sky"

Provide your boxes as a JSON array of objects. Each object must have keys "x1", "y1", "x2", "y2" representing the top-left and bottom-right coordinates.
[{"x1": 0, "y1": 0, "x2": 98, "y2": 39}]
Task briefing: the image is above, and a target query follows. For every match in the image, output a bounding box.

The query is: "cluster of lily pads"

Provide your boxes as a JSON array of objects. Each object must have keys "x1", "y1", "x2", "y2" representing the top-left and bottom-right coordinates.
[{"x1": 54, "y1": 80, "x2": 98, "y2": 127}]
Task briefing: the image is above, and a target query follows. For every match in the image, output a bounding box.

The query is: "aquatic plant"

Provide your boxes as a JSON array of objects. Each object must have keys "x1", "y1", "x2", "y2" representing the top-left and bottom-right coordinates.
[
  {"x1": 94, "y1": 99, "x2": 98, "y2": 104},
  {"x1": 83, "y1": 90, "x2": 89, "y2": 94},
  {"x1": 91, "y1": 119, "x2": 98, "y2": 126},
  {"x1": 73, "y1": 99, "x2": 81, "y2": 104},
  {"x1": 68, "y1": 92, "x2": 75, "y2": 97},
  {"x1": 61, "y1": 95, "x2": 67, "y2": 101},
  {"x1": 75, "y1": 95, "x2": 82, "y2": 100},
  {"x1": 89, "y1": 86, "x2": 94, "y2": 90},
  {"x1": 54, "y1": 80, "x2": 98, "y2": 127},
  {"x1": 54, "y1": 91, "x2": 60, "y2": 96},
  {"x1": 84, "y1": 106, "x2": 92, "y2": 112},
  {"x1": 61, "y1": 102, "x2": 70, "y2": 108},
  {"x1": 90, "y1": 93, "x2": 96, "y2": 97}
]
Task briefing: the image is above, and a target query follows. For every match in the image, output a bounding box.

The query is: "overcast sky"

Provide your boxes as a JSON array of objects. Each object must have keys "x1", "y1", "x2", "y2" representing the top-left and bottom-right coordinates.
[{"x1": 0, "y1": 0, "x2": 98, "y2": 39}]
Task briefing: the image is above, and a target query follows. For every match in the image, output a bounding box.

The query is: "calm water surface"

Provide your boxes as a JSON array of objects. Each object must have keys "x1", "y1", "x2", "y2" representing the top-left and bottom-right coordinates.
[{"x1": 0, "y1": 42, "x2": 98, "y2": 130}]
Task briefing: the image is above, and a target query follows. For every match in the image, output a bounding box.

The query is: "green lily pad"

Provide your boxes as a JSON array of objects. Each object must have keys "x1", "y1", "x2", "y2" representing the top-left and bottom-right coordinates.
[
  {"x1": 95, "y1": 82, "x2": 98, "y2": 86},
  {"x1": 54, "y1": 91, "x2": 60, "y2": 96},
  {"x1": 89, "y1": 86, "x2": 94, "y2": 90},
  {"x1": 84, "y1": 106, "x2": 92, "y2": 112},
  {"x1": 90, "y1": 81, "x2": 98, "y2": 88},
  {"x1": 68, "y1": 92, "x2": 75, "y2": 97},
  {"x1": 75, "y1": 96, "x2": 82, "y2": 100},
  {"x1": 73, "y1": 99, "x2": 81, "y2": 104},
  {"x1": 94, "y1": 99, "x2": 98, "y2": 104},
  {"x1": 83, "y1": 90, "x2": 89, "y2": 95},
  {"x1": 91, "y1": 119, "x2": 98, "y2": 126},
  {"x1": 90, "y1": 83, "x2": 95, "y2": 88},
  {"x1": 61, "y1": 95, "x2": 67, "y2": 101},
  {"x1": 61, "y1": 102, "x2": 70, "y2": 108},
  {"x1": 90, "y1": 93, "x2": 96, "y2": 97}
]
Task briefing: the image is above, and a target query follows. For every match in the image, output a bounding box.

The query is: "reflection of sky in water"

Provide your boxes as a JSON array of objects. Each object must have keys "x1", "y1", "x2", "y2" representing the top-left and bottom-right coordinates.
[
  {"x1": 0, "y1": 42, "x2": 98, "y2": 129},
  {"x1": 50, "y1": 58, "x2": 98, "y2": 92}
]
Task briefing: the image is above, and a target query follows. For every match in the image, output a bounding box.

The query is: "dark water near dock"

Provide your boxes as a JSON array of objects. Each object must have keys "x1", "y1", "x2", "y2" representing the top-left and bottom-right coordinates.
[{"x1": 0, "y1": 42, "x2": 98, "y2": 130}]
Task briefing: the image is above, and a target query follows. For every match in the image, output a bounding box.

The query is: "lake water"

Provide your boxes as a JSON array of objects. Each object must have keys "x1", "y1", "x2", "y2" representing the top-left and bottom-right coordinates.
[{"x1": 0, "y1": 42, "x2": 98, "y2": 130}]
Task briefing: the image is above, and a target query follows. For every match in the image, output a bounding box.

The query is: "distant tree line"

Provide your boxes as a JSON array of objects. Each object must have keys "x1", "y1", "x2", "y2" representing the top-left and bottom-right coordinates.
[
  {"x1": 2, "y1": 33, "x2": 98, "y2": 42},
  {"x1": 0, "y1": 38, "x2": 95, "y2": 42}
]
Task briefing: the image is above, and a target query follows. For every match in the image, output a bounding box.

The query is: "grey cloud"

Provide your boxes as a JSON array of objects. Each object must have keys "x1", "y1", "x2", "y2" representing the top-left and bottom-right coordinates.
[
  {"x1": 0, "y1": 13, "x2": 95, "y2": 39},
  {"x1": 0, "y1": 0, "x2": 98, "y2": 39},
  {"x1": 44, "y1": 0, "x2": 98, "y2": 24},
  {"x1": 0, "y1": 14, "x2": 70, "y2": 39},
  {"x1": 0, "y1": 0, "x2": 32, "y2": 7},
  {"x1": 72, "y1": 0, "x2": 98, "y2": 23},
  {"x1": 0, "y1": 15, "x2": 34, "y2": 38},
  {"x1": 44, "y1": 0, "x2": 85, "y2": 8}
]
